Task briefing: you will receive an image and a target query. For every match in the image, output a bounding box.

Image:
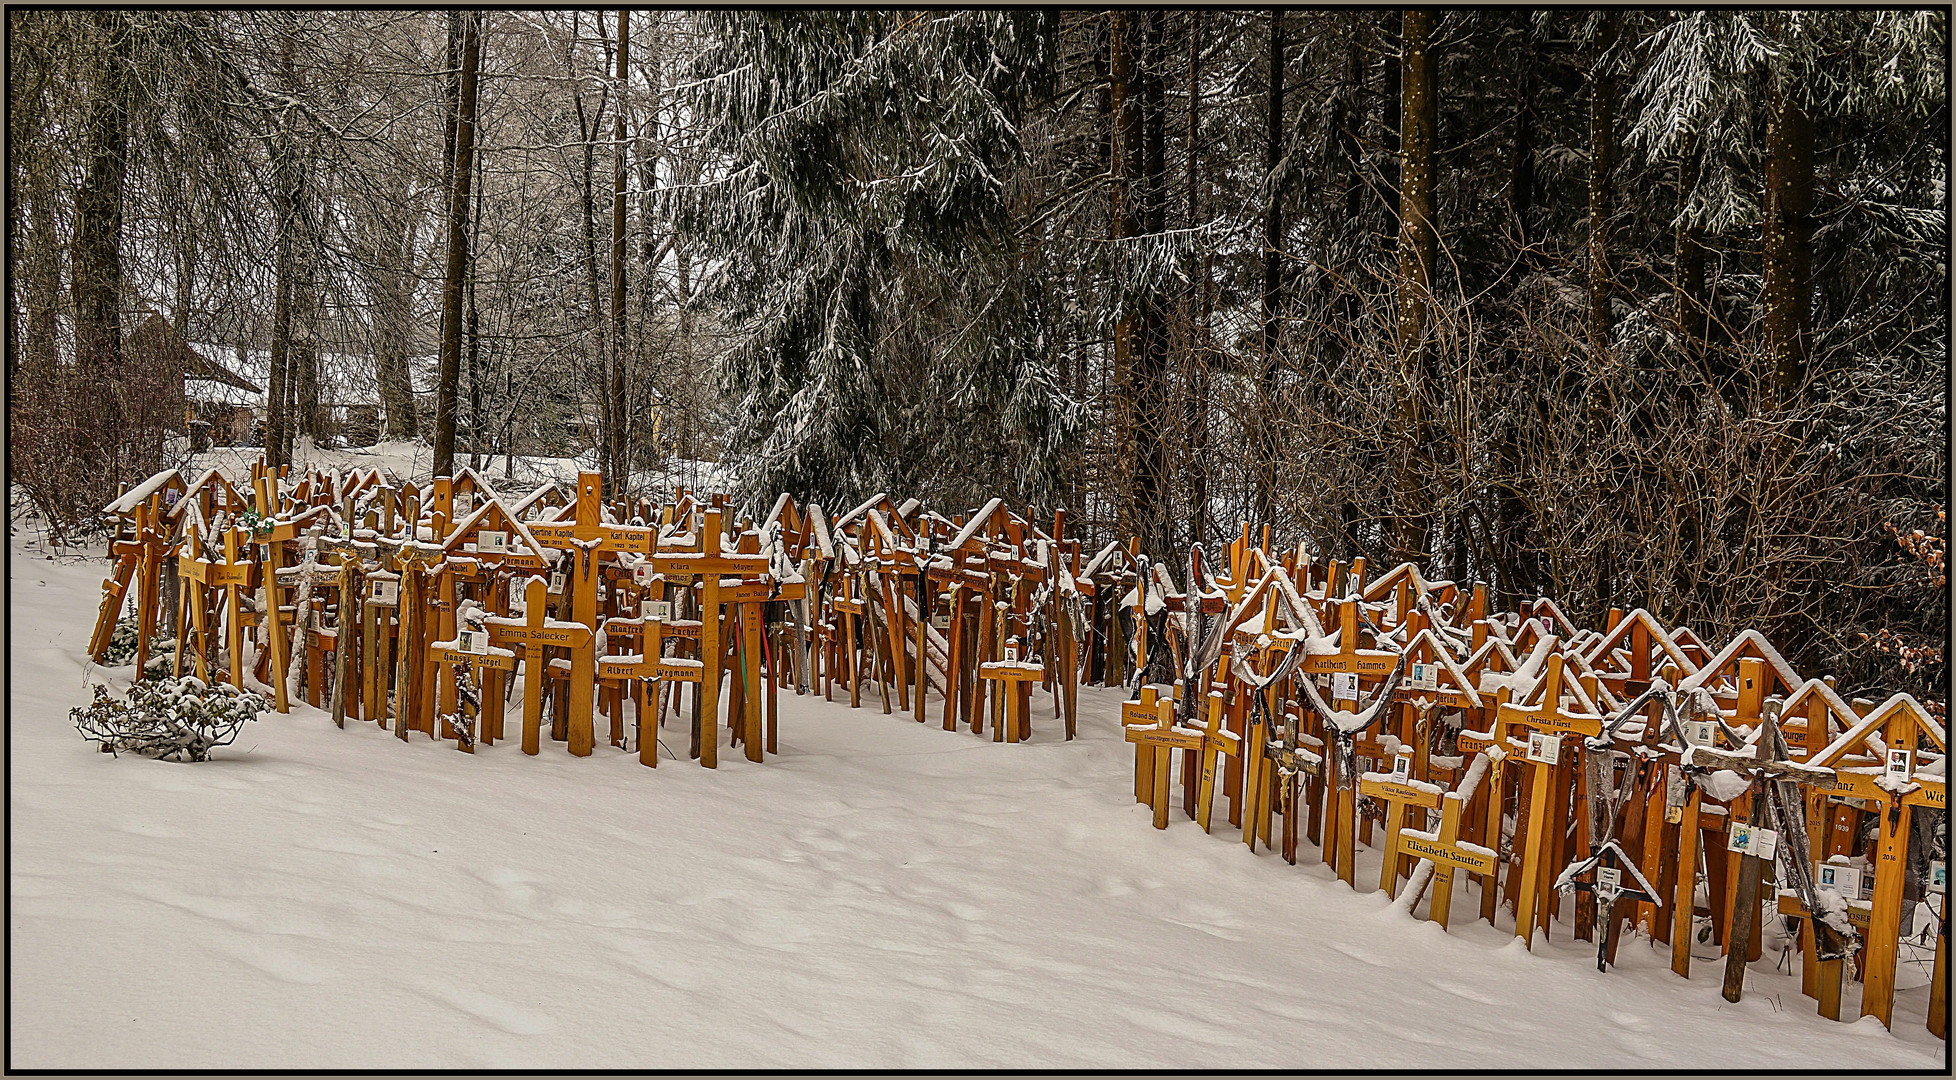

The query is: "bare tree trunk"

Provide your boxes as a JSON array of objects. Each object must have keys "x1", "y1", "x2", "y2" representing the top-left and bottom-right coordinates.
[
  {"x1": 1587, "y1": 13, "x2": 1618, "y2": 366},
  {"x1": 1392, "y1": 7, "x2": 1438, "y2": 563},
  {"x1": 1675, "y1": 134, "x2": 1706, "y2": 366},
  {"x1": 1135, "y1": 9, "x2": 1169, "y2": 559},
  {"x1": 1584, "y1": 14, "x2": 1620, "y2": 613},
  {"x1": 72, "y1": 10, "x2": 131, "y2": 468},
  {"x1": 372, "y1": 194, "x2": 422, "y2": 441},
  {"x1": 1254, "y1": 8, "x2": 1285, "y2": 531},
  {"x1": 1379, "y1": 9, "x2": 1402, "y2": 257},
  {"x1": 1762, "y1": 41, "x2": 1813, "y2": 408},
  {"x1": 1109, "y1": 10, "x2": 1139, "y2": 544},
  {"x1": 573, "y1": 13, "x2": 609, "y2": 474},
  {"x1": 265, "y1": 134, "x2": 297, "y2": 467},
  {"x1": 608, "y1": 8, "x2": 631, "y2": 494},
  {"x1": 432, "y1": 10, "x2": 481, "y2": 479},
  {"x1": 23, "y1": 188, "x2": 62, "y2": 381},
  {"x1": 466, "y1": 142, "x2": 485, "y2": 470},
  {"x1": 1183, "y1": 8, "x2": 1208, "y2": 554}
]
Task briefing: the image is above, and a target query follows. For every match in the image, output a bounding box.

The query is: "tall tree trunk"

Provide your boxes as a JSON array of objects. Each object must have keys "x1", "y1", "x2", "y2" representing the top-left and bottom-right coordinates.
[
  {"x1": 1394, "y1": 9, "x2": 1437, "y2": 362},
  {"x1": 1762, "y1": 49, "x2": 1813, "y2": 408},
  {"x1": 1183, "y1": 9, "x2": 1208, "y2": 554},
  {"x1": 72, "y1": 10, "x2": 131, "y2": 468},
  {"x1": 265, "y1": 27, "x2": 300, "y2": 470},
  {"x1": 1335, "y1": 12, "x2": 1367, "y2": 554},
  {"x1": 1586, "y1": 13, "x2": 1618, "y2": 366},
  {"x1": 372, "y1": 196, "x2": 422, "y2": 441},
  {"x1": 1511, "y1": 68, "x2": 1536, "y2": 263},
  {"x1": 432, "y1": 10, "x2": 481, "y2": 479},
  {"x1": 23, "y1": 188, "x2": 62, "y2": 381},
  {"x1": 1585, "y1": 13, "x2": 1622, "y2": 615},
  {"x1": 1254, "y1": 8, "x2": 1285, "y2": 530},
  {"x1": 574, "y1": 14, "x2": 608, "y2": 473},
  {"x1": 635, "y1": 22, "x2": 665, "y2": 472},
  {"x1": 608, "y1": 8, "x2": 631, "y2": 494},
  {"x1": 1675, "y1": 133, "x2": 1712, "y2": 383},
  {"x1": 466, "y1": 144, "x2": 485, "y2": 470},
  {"x1": 295, "y1": 285, "x2": 320, "y2": 445},
  {"x1": 1379, "y1": 9, "x2": 1402, "y2": 257},
  {"x1": 1109, "y1": 11, "x2": 1141, "y2": 546},
  {"x1": 1134, "y1": 9, "x2": 1168, "y2": 559},
  {"x1": 1392, "y1": 7, "x2": 1438, "y2": 562}
]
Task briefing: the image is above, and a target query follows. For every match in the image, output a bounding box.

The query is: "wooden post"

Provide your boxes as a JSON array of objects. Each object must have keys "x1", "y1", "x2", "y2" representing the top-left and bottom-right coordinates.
[
  {"x1": 1671, "y1": 783, "x2": 1702, "y2": 978},
  {"x1": 1515, "y1": 749, "x2": 1557, "y2": 949},
  {"x1": 1194, "y1": 691, "x2": 1239, "y2": 833},
  {"x1": 1124, "y1": 687, "x2": 1165, "y2": 806},
  {"x1": 1861, "y1": 789, "x2": 1912, "y2": 1028}
]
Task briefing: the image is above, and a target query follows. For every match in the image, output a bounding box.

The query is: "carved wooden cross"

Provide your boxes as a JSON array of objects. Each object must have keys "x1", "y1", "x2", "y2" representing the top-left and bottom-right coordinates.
[
  {"x1": 525, "y1": 472, "x2": 656, "y2": 633},
  {"x1": 485, "y1": 577, "x2": 595, "y2": 756},
  {"x1": 1124, "y1": 696, "x2": 1200, "y2": 830},
  {"x1": 1264, "y1": 710, "x2": 1323, "y2": 865},
  {"x1": 1397, "y1": 789, "x2": 1500, "y2": 931},
  {"x1": 644, "y1": 505, "x2": 770, "y2": 768},
  {"x1": 1360, "y1": 765, "x2": 1444, "y2": 898},
  {"x1": 1122, "y1": 685, "x2": 1169, "y2": 807},
  {"x1": 597, "y1": 616, "x2": 705, "y2": 768},
  {"x1": 1495, "y1": 652, "x2": 1603, "y2": 949},
  {"x1": 431, "y1": 624, "x2": 515, "y2": 754}
]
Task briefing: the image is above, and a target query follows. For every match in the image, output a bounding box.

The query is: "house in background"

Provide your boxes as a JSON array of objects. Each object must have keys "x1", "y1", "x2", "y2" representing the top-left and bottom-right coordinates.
[{"x1": 122, "y1": 314, "x2": 263, "y2": 450}]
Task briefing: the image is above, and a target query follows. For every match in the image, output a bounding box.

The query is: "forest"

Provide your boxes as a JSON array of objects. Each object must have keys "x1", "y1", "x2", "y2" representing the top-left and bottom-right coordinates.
[{"x1": 6, "y1": 8, "x2": 1948, "y2": 700}]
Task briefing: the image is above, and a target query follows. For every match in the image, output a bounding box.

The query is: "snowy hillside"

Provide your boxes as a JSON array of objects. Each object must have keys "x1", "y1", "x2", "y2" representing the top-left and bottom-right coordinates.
[{"x1": 8, "y1": 536, "x2": 1945, "y2": 1070}]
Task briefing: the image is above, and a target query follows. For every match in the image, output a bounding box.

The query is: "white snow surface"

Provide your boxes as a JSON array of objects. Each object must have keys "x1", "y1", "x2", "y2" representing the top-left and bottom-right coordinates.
[{"x1": 8, "y1": 537, "x2": 1946, "y2": 1069}]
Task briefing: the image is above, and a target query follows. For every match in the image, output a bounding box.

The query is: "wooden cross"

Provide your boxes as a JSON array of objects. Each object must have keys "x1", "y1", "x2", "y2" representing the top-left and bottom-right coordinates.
[
  {"x1": 1495, "y1": 652, "x2": 1603, "y2": 948},
  {"x1": 89, "y1": 497, "x2": 173, "y2": 670},
  {"x1": 1397, "y1": 790, "x2": 1501, "y2": 931},
  {"x1": 832, "y1": 571, "x2": 866, "y2": 710},
  {"x1": 485, "y1": 576, "x2": 595, "y2": 756},
  {"x1": 1191, "y1": 690, "x2": 1242, "y2": 834},
  {"x1": 275, "y1": 534, "x2": 338, "y2": 709},
  {"x1": 318, "y1": 519, "x2": 372, "y2": 729},
  {"x1": 1555, "y1": 838, "x2": 1663, "y2": 973},
  {"x1": 387, "y1": 531, "x2": 447, "y2": 739},
  {"x1": 978, "y1": 652, "x2": 1045, "y2": 744},
  {"x1": 431, "y1": 626, "x2": 515, "y2": 753},
  {"x1": 172, "y1": 524, "x2": 218, "y2": 682},
  {"x1": 1124, "y1": 696, "x2": 1201, "y2": 829},
  {"x1": 212, "y1": 526, "x2": 256, "y2": 692},
  {"x1": 1797, "y1": 693, "x2": 1945, "y2": 1030},
  {"x1": 1361, "y1": 765, "x2": 1444, "y2": 897},
  {"x1": 597, "y1": 617, "x2": 705, "y2": 768},
  {"x1": 644, "y1": 505, "x2": 770, "y2": 768},
  {"x1": 1264, "y1": 711, "x2": 1323, "y2": 865},
  {"x1": 525, "y1": 472, "x2": 656, "y2": 633},
  {"x1": 1123, "y1": 685, "x2": 1170, "y2": 807}
]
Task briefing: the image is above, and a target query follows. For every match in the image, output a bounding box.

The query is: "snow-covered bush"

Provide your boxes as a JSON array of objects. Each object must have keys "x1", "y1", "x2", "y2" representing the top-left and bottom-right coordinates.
[
  {"x1": 71, "y1": 677, "x2": 264, "y2": 761},
  {"x1": 97, "y1": 616, "x2": 173, "y2": 668},
  {"x1": 98, "y1": 617, "x2": 143, "y2": 666}
]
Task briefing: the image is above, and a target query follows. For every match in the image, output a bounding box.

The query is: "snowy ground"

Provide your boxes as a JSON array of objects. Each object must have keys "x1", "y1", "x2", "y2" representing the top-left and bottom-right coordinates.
[{"x1": 8, "y1": 535, "x2": 1947, "y2": 1069}]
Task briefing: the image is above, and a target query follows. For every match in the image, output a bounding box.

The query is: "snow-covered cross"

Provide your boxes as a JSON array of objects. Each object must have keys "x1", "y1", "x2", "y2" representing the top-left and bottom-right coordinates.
[{"x1": 485, "y1": 576, "x2": 595, "y2": 758}]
